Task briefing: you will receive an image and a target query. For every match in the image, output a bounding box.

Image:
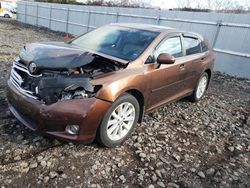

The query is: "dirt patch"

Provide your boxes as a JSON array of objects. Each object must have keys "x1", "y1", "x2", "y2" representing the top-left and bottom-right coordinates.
[{"x1": 0, "y1": 19, "x2": 249, "y2": 188}]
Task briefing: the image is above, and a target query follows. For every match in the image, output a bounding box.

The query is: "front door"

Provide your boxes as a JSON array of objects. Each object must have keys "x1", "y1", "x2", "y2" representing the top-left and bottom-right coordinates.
[{"x1": 146, "y1": 34, "x2": 188, "y2": 110}]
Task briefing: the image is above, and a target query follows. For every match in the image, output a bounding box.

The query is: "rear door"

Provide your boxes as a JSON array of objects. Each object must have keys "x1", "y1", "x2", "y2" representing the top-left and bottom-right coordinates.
[{"x1": 181, "y1": 34, "x2": 205, "y2": 91}]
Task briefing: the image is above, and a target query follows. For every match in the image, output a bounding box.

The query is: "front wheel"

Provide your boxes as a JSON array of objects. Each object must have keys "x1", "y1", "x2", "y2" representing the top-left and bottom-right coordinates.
[
  {"x1": 97, "y1": 93, "x2": 140, "y2": 147},
  {"x1": 189, "y1": 72, "x2": 209, "y2": 102}
]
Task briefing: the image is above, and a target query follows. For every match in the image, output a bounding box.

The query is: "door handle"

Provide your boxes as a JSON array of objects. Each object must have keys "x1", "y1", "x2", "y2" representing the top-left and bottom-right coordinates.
[{"x1": 180, "y1": 64, "x2": 185, "y2": 70}]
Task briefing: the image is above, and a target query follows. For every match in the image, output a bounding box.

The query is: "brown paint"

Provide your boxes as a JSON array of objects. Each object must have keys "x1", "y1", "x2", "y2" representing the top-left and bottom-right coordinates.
[{"x1": 7, "y1": 24, "x2": 215, "y2": 142}]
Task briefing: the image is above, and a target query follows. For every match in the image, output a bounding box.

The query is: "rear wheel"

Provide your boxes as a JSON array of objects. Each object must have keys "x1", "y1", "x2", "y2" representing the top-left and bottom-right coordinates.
[
  {"x1": 189, "y1": 72, "x2": 209, "y2": 102},
  {"x1": 97, "y1": 93, "x2": 140, "y2": 147}
]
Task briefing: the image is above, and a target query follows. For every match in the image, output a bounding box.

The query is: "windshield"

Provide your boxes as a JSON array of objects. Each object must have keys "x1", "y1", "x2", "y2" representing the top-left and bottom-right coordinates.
[{"x1": 71, "y1": 26, "x2": 159, "y2": 61}]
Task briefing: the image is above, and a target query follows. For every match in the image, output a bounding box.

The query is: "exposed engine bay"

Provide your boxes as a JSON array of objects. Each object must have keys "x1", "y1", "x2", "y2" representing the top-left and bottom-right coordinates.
[
  {"x1": 10, "y1": 52, "x2": 125, "y2": 105},
  {"x1": 38, "y1": 56, "x2": 123, "y2": 104}
]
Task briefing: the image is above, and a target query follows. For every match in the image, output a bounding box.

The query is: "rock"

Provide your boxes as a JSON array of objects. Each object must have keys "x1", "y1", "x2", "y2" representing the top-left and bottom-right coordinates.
[
  {"x1": 148, "y1": 185, "x2": 155, "y2": 188},
  {"x1": 16, "y1": 135, "x2": 24, "y2": 141},
  {"x1": 140, "y1": 169, "x2": 145, "y2": 175},
  {"x1": 105, "y1": 166, "x2": 111, "y2": 173},
  {"x1": 228, "y1": 146, "x2": 234, "y2": 152},
  {"x1": 157, "y1": 181, "x2": 165, "y2": 187},
  {"x1": 150, "y1": 154, "x2": 157, "y2": 160},
  {"x1": 234, "y1": 171, "x2": 239, "y2": 176},
  {"x1": 137, "y1": 136, "x2": 143, "y2": 143},
  {"x1": 138, "y1": 174, "x2": 144, "y2": 181},
  {"x1": 246, "y1": 116, "x2": 250, "y2": 125},
  {"x1": 235, "y1": 144, "x2": 243, "y2": 151},
  {"x1": 46, "y1": 161, "x2": 52, "y2": 168},
  {"x1": 30, "y1": 162, "x2": 38, "y2": 169},
  {"x1": 119, "y1": 175, "x2": 126, "y2": 183},
  {"x1": 37, "y1": 156, "x2": 43, "y2": 161},
  {"x1": 61, "y1": 174, "x2": 67, "y2": 179},
  {"x1": 49, "y1": 171, "x2": 58, "y2": 179},
  {"x1": 20, "y1": 162, "x2": 29, "y2": 168},
  {"x1": 151, "y1": 174, "x2": 158, "y2": 182},
  {"x1": 190, "y1": 168, "x2": 196, "y2": 173},
  {"x1": 33, "y1": 136, "x2": 42, "y2": 143},
  {"x1": 139, "y1": 153, "x2": 146, "y2": 158},
  {"x1": 206, "y1": 168, "x2": 215, "y2": 175},
  {"x1": 40, "y1": 161, "x2": 46, "y2": 168},
  {"x1": 159, "y1": 157, "x2": 168, "y2": 164},
  {"x1": 168, "y1": 183, "x2": 179, "y2": 188},
  {"x1": 43, "y1": 176, "x2": 49, "y2": 183},
  {"x1": 172, "y1": 153, "x2": 181, "y2": 162},
  {"x1": 173, "y1": 164, "x2": 182, "y2": 168},
  {"x1": 14, "y1": 156, "x2": 21, "y2": 161},
  {"x1": 21, "y1": 167, "x2": 29, "y2": 173},
  {"x1": 197, "y1": 171, "x2": 205, "y2": 178},
  {"x1": 155, "y1": 170, "x2": 162, "y2": 178},
  {"x1": 22, "y1": 140, "x2": 29, "y2": 145}
]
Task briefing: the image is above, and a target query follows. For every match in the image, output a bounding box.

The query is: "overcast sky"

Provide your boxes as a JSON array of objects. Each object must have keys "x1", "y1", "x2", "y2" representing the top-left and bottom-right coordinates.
[{"x1": 148, "y1": 0, "x2": 250, "y2": 9}]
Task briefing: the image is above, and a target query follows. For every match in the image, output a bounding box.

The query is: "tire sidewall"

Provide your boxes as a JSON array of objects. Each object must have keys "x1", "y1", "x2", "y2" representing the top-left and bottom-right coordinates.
[{"x1": 98, "y1": 93, "x2": 140, "y2": 147}]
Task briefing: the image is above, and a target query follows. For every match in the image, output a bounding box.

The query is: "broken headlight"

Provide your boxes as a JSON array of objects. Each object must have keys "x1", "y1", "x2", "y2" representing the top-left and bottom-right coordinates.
[{"x1": 61, "y1": 90, "x2": 90, "y2": 101}]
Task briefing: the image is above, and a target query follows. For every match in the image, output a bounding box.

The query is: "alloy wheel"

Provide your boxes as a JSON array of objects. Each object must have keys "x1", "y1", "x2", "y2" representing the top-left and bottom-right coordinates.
[
  {"x1": 196, "y1": 75, "x2": 208, "y2": 99},
  {"x1": 106, "y1": 102, "x2": 135, "y2": 141}
]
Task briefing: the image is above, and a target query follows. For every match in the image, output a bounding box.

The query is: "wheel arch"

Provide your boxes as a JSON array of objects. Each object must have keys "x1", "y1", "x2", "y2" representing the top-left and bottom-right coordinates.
[
  {"x1": 204, "y1": 69, "x2": 212, "y2": 88},
  {"x1": 125, "y1": 89, "x2": 144, "y2": 123}
]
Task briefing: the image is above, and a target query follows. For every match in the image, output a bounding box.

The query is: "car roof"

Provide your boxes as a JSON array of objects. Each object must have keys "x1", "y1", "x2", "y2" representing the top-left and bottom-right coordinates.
[
  {"x1": 110, "y1": 23, "x2": 176, "y2": 33},
  {"x1": 110, "y1": 23, "x2": 205, "y2": 40}
]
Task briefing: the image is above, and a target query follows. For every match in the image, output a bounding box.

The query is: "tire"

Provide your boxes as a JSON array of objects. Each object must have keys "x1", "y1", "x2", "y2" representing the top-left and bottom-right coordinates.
[
  {"x1": 4, "y1": 14, "x2": 10, "y2": 18},
  {"x1": 189, "y1": 72, "x2": 209, "y2": 102},
  {"x1": 97, "y1": 93, "x2": 140, "y2": 147}
]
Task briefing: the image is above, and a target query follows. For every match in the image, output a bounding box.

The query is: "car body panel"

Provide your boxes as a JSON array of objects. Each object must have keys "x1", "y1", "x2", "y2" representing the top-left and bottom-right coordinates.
[
  {"x1": 7, "y1": 80, "x2": 112, "y2": 142},
  {"x1": 0, "y1": 9, "x2": 13, "y2": 18},
  {"x1": 7, "y1": 23, "x2": 215, "y2": 142}
]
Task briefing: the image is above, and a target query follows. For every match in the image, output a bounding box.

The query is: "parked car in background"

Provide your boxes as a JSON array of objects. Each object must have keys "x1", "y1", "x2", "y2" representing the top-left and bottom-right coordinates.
[
  {"x1": 0, "y1": 2, "x2": 13, "y2": 18},
  {"x1": 7, "y1": 23, "x2": 214, "y2": 147},
  {"x1": 10, "y1": 7, "x2": 16, "y2": 14},
  {"x1": 0, "y1": 9, "x2": 13, "y2": 18}
]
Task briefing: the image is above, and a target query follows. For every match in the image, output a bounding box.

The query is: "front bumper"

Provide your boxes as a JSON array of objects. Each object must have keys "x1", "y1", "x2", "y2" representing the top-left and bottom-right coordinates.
[{"x1": 7, "y1": 80, "x2": 112, "y2": 143}]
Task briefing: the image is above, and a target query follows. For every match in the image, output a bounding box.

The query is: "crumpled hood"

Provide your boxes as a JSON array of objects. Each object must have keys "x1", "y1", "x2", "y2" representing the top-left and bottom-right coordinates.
[{"x1": 19, "y1": 42, "x2": 95, "y2": 70}]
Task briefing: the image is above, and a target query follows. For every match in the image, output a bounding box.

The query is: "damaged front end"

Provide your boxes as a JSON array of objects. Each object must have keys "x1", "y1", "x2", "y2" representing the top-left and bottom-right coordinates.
[{"x1": 10, "y1": 42, "x2": 125, "y2": 104}]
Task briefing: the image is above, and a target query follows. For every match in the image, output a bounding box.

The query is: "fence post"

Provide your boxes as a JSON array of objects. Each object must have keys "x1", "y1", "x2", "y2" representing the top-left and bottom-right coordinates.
[
  {"x1": 36, "y1": 4, "x2": 38, "y2": 26},
  {"x1": 86, "y1": 10, "x2": 91, "y2": 31},
  {"x1": 156, "y1": 15, "x2": 160, "y2": 25},
  {"x1": 24, "y1": 2, "x2": 27, "y2": 24},
  {"x1": 49, "y1": 5, "x2": 52, "y2": 29},
  {"x1": 212, "y1": 20, "x2": 222, "y2": 48},
  {"x1": 66, "y1": 8, "x2": 69, "y2": 34},
  {"x1": 115, "y1": 12, "x2": 119, "y2": 22}
]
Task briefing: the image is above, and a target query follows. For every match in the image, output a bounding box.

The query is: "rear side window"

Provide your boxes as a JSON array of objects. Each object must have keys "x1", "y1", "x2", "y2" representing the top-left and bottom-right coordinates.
[
  {"x1": 155, "y1": 37, "x2": 183, "y2": 58},
  {"x1": 184, "y1": 37, "x2": 201, "y2": 55}
]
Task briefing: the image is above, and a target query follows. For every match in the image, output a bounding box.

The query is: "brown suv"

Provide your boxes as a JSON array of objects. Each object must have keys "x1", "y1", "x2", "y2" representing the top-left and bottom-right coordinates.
[{"x1": 7, "y1": 23, "x2": 214, "y2": 147}]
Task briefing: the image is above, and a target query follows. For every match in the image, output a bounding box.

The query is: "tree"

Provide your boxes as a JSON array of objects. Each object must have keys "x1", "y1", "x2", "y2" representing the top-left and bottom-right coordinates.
[{"x1": 175, "y1": 0, "x2": 247, "y2": 11}]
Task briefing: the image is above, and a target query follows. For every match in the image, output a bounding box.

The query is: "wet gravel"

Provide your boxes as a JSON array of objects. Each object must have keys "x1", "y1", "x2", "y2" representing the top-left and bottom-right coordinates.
[{"x1": 0, "y1": 19, "x2": 250, "y2": 188}]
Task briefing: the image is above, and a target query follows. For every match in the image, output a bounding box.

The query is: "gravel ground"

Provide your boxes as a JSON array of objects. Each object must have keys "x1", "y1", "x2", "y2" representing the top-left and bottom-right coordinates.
[{"x1": 0, "y1": 19, "x2": 250, "y2": 188}]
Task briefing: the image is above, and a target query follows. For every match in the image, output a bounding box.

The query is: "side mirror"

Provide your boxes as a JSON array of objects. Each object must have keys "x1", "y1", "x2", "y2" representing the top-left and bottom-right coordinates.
[
  {"x1": 157, "y1": 53, "x2": 175, "y2": 64},
  {"x1": 64, "y1": 34, "x2": 74, "y2": 42}
]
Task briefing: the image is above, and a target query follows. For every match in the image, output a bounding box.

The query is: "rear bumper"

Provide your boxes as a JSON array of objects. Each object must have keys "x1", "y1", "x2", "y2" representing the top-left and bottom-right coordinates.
[{"x1": 7, "y1": 80, "x2": 112, "y2": 143}]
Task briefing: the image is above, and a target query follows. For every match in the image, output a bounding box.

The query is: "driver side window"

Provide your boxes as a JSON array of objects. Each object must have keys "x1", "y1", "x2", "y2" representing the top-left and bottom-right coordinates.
[{"x1": 155, "y1": 37, "x2": 183, "y2": 58}]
